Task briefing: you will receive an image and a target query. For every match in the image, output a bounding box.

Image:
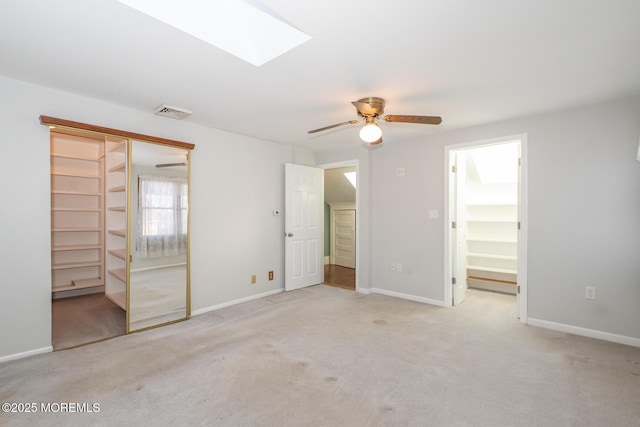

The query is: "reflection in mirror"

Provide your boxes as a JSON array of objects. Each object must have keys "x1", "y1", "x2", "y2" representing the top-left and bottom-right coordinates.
[{"x1": 129, "y1": 141, "x2": 189, "y2": 331}]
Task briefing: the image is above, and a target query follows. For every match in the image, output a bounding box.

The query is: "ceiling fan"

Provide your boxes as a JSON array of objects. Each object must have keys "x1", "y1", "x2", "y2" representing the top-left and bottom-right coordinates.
[{"x1": 308, "y1": 97, "x2": 442, "y2": 146}]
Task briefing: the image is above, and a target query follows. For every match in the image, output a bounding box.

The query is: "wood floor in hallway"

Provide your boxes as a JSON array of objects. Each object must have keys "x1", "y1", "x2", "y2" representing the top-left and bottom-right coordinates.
[{"x1": 323, "y1": 264, "x2": 355, "y2": 290}]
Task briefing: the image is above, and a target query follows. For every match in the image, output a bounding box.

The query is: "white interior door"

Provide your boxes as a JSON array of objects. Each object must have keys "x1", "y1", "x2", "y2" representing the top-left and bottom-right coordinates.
[
  {"x1": 333, "y1": 209, "x2": 355, "y2": 268},
  {"x1": 285, "y1": 163, "x2": 324, "y2": 291},
  {"x1": 452, "y1": 152, "x2": 467, "y2": 306}
]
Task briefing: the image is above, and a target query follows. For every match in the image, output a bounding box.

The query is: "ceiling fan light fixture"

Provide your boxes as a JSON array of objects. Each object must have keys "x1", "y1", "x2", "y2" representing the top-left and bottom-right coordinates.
[{"x1": 359, "y1": 122, "x2": 382, "y2": 143}]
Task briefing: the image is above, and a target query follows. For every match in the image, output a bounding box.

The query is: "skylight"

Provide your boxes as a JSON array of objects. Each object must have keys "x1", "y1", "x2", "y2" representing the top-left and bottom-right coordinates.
[
  {"x1": 117, "y1": 0, "x2": 311, "y2": 67},
  {"x1": 344, "y1": 172, "x2": 357, "y2": 189},
  {"x1": 470, "y1": 143, "x2": 518, "y2": 184}
]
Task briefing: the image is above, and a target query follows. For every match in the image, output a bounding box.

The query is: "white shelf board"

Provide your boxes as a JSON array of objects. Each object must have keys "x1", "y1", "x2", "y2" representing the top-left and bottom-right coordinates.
[
  {"x1": 52, "y1": 190, "x2": 102, "y2": 196},
  {"x1": 51, "y1": 171, "x2": 101, "y2": 179},
  {"x1": 106, "y1": 291, "x2": 126, "y2": 310},
  {"x1": 52, "y1": 227, "x2": 102, "y2": 232},
  {"x1": 108, "y1": 249, "x2": 126, "y2": 260},
  {"x1": 52, "y1": 244, "x2": 102, "y2": 252},
  {"x1": 467, "y1": 252, "x2": 517, "y2": 261},
  {"x1": 52, "y1": 261, "x2": 102, "y2": 270},
  {"x1": 466, "y1": 265, "x2": 517, "y2": 275},
  {"x1": 108, "y1": 268, "x2": 126, "y2": 282},
  {"x1": 51, "y1": 153, "x2": 100, "y2": 162}
]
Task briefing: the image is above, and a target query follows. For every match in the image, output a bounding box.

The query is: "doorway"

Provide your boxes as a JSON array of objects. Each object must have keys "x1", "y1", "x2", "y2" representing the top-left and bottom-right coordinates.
[
  {"x1": 49, "y1": 128, "x2": 126, "y2": 349},
  {"x1": 321, "y1": 161, "x2": 359, "y2": 291},
  {"x1": 445, "y1": 135, "x2": 527, "y2": 322}
]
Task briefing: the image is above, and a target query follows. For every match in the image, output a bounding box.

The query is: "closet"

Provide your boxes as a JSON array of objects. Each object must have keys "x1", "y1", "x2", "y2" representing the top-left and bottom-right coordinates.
[
  {"x1": 50, "y1": 130, "x2": 106, "y2": 293},
  {"x1": 463, "y1": 143, "x2": 518, "y2": 295},
  {"x1": 46, "y1": 116, "x2": 194, "y2": 335}
]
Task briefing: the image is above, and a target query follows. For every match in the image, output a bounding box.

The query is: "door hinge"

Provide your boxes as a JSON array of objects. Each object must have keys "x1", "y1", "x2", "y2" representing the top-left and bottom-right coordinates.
[
  {"x1": 452, "y1": 277, "x2": 457, "y2": 285},
  {"x1": 452, "y1": 221, "x2": 457, "y2": 229},
  {"x1": 517, "y1": 221, "x2": 521, "y2": 230},
  {"x1": 518, "y1": 158, "x2": 521, "y2": 167},
  {"x1": 517, "y1": 285, "x2": 520, "y2": 294},
  {"x1": 452, "y1": 165, "x2": 457, "y2": 173}
]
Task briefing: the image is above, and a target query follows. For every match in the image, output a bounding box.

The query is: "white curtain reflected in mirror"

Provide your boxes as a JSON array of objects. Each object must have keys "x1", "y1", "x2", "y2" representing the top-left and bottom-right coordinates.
[{"x1": 129, "y1": 141, "x2": 189, "y2": 332}]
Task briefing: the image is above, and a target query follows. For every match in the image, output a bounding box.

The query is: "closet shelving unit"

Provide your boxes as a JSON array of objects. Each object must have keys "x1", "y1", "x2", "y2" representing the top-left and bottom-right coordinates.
[
  {"x1": 50, "y1": 132, "x2": 105, "y2": 294},
  {"x1": 44, "y1": 114, "x2": 196, "y2": 336},
  {"x1": 466, "y1": 202, "x2": 517, "y2": 294},
  {"x1": 104, "y1": 137, "x2": 128, "y2": 309}
]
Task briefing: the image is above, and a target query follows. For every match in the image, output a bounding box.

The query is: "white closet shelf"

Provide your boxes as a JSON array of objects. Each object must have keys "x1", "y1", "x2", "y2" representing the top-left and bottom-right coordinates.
[
  {"x1": 466, "y1": 237, "x2": 517, "y2": 244},
  {"x1": 108, "y1": 206, "x2": 126, "y2": 212},
  {"x1": 51, "y1": 171, "x2": 101, "y2": 179},
  {"x1": 52, "y1": 261, "x2": 102, "y2": 270},
  {"x1": 50, "y1": 153, "x2": 101, "y2": 162},
  {"x1": 108, "y1": 268, "x2": 126, "y2": 282},
  {"x1": 72, "y1": 278, "x2": 104, "y2": 287},
  {"x1": 106, "y1": 291, "x2": 126, "y2": 310},
  {"x1": 52, "y1": 244, "x2": 102, "y2": 252},
  {"x1": 52, "y1": 190, "x2": 102, "y2": 196},
  {"x1": 108, "y1": 249, "x2": 126, "y2": 260},
  {"x1": 466, "y1": 265, "x2": 517, "y2": 275},
  {"x1": 51, "y1": 208, "x2": 101, "y2": 212},
  {"x1": 108, "y1": 185, "x2": 126, "y2": 192},
  {"x1": 466, "y1": 219, "x2": 518, "y2": 223},
  {"x1": 467, "y1": 276, "x2": 516, "y2": 285},
  {"x1": 108, "y1": 229, "x2": 126, "y2": 237},
  {"x1": 467, "y1": 252, "x2": 517, "y2": 261},
  {"x1": 466, "y1": 202, "x2": 518, "y2": 206},
  {"x1": 53, "y1": 278, "x2": 104, "y2": 292},
  {"x1": 108, "y1": 162, "x2": 126, "y2": 172},
  {"x1": 52, "y1": 227, "x2": 102, "y2": 232},
  {"x1": 107, "y1": 141, "x2": 126, "y2": 153}
]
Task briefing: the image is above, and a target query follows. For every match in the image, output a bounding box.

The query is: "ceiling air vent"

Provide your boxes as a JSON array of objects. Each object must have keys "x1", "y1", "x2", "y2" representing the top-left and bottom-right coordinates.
[{"x1": 153, "y1": 104, "x2": 192, "y2": 120}]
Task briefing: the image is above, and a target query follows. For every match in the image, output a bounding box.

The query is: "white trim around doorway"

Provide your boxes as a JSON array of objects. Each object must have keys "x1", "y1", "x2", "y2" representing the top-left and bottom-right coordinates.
[
  {"x1": 443, "y1": 134, "x2": 528, "y2": 323},
  {"x1": 319, "y1": 160, "x2": 360, "y2": 292}
]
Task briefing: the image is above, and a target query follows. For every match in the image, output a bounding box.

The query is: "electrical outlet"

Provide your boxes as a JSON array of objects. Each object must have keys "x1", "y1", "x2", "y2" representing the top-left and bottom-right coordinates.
[
  {"x1": 251, "y1": 275, "x2": 257, "y2": 284},
  {"x1": 396, "y1": 167, "x2": 405, "y2": 177},
  {"x1": 585, "y1": 286, "x2": 596, "y2": 300},
  {"x1": 268, "y1": 271, "x2": 274, "y2": 281},
  {"x1": 391, "y1": 263, "x2": 396, "y2": 271}
]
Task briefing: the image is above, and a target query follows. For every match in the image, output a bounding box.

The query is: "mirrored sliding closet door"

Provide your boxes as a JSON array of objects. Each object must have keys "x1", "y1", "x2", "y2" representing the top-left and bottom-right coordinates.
[{"x1": 128, "y1": 140, "x2": 190, "y2": 332}]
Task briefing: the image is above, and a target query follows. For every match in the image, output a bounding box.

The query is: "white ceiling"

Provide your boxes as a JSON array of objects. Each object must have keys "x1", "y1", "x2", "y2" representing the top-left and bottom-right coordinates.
[{"x1": 2, "y1": 0, "x2": 640, "y2": 151}]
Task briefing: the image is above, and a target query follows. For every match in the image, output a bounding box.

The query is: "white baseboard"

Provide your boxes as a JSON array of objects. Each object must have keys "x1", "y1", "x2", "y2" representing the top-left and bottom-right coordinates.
[
  {"x1": 191, "y1": 288, "x2": 284, "y2": 317},
  {"x1": 370, "y1": 288, "x2": 448, "y2": 307},
  {"x1": 355, "y1": 287, "x2": 371, "y2": 295},
  {"x1": 528, "y1": 318, "x2": 640, "y2": 348},
  {"x1": 324, "y1": 256, "x2": 330, "y2": 265},
  {"x1": 0, "y1": 346, "x2": 52, "y2": 364}
]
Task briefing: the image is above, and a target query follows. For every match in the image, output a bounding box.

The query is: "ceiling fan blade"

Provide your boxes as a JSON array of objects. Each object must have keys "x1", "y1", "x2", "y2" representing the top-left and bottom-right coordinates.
[
  {"x1": 352, "y1": 101, "x2": 376, "y2": 116},
  {"x1": 308, "y1": 120, "x2": 359, "y2": 134},
  {"x1": 383, "y1": 115, "x2": 442, "y2": 125}
]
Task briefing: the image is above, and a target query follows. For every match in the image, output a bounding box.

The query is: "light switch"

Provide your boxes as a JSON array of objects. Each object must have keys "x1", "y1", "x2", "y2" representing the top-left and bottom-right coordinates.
[{"x1": 396, "y1": 167, "x2": 405, "y2": 177}]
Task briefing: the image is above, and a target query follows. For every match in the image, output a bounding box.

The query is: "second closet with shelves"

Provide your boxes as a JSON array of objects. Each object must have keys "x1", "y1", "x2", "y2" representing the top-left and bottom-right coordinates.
[
  {"x1": 105, "y1": 136, "x2": 128, "y2": 310},
  {"x1": 50, "y1": 130, "x2": 105, "y2": 294},
  {"x1": 46, "y1": 115, "x2": 194, "y2": 336}
]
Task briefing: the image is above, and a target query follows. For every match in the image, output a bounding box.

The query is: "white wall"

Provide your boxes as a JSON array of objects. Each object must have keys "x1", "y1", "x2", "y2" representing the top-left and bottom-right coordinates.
[
  {"x1": 2, "y1": 71, "x2": 638, "y2": 360},
  {"x1": 0, "y1": 76, "x2": 295, "y2": 361},
  {"x1": 371, "y1": 95, "x2": 640, "y2": 340}
]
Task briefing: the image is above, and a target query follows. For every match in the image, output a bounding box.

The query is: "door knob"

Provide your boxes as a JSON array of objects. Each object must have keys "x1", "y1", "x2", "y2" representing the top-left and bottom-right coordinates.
[{"x1": 286, "y1": 232, "x2": 294, "y2": 237}]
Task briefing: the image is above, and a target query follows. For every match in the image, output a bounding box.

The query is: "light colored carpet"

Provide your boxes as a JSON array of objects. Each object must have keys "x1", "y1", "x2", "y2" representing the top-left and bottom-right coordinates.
[{"x1": 3, "y1": 286, "x2": 640, "y2": 426}]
